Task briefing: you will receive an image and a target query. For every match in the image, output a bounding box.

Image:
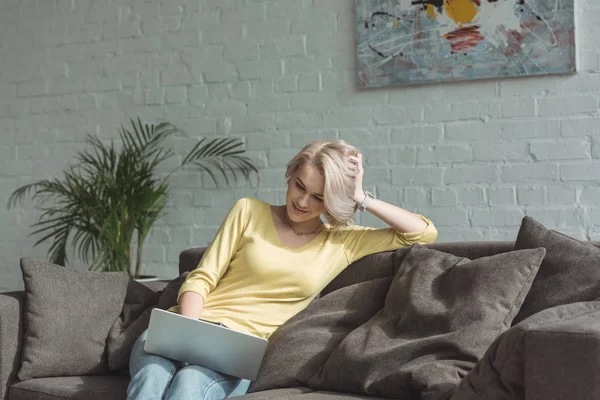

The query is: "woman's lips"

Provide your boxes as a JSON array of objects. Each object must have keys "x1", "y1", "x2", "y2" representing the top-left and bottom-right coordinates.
[{"x1": 293, "y1": 203, "x2": 308, "y2": 214}]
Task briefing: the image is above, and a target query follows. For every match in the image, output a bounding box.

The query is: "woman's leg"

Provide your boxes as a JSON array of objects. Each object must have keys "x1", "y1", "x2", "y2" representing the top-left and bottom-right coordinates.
[
  {"x1": 165, "y1": 364, "x2": 251, "y2": 400},
  {"x1": 127, "y1": 330, "x2": 179, "y2": 400}
]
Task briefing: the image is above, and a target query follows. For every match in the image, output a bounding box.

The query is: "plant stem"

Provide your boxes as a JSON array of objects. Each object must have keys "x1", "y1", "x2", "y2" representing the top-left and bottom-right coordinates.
[{"x1": 134, "y1": 240, "x2": 143, "y2": 279}]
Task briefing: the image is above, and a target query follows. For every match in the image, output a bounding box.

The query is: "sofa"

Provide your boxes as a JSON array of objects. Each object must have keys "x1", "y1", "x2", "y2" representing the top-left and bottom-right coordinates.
[{"x1": 3, "y1": 216, "x2": 600, "y2": 400}]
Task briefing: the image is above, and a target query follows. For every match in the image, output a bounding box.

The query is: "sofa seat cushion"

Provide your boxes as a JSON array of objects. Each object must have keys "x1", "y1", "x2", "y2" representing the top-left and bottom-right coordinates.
[
  {"x1": 9, "y1": 376, "x2": 129, "y2": 400},
  {"x1": 238, "y1": 387, "x2": 314, "y2": 399},
  {"x1": 240, "y1": 388, "x2": 391, "y2": 399},
  {"x1": 292, "y1": 392, "x2": 391, "y2": 399}
]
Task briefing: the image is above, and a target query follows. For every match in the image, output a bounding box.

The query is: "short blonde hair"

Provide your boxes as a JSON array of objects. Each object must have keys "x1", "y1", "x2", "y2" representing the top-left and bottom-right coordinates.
[{"x1": 286, "y1": 140, "x2": 359, "y2": 227}]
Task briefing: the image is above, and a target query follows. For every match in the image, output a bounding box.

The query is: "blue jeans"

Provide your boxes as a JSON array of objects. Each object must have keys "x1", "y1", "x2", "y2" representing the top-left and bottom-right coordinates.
[{"x1": 127, "y1": 330, "x2": 251, "y2": 400}]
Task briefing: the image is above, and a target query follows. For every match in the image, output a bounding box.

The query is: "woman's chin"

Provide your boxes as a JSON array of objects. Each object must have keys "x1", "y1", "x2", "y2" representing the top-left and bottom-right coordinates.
[{"x1": 287, "y1": 205, "x2": 309, "y2": 221}]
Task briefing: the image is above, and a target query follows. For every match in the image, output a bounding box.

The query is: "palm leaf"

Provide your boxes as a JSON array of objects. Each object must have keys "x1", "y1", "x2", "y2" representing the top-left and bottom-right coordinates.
[
  {"x1": 8, "y1": 118, "x2": 258, "y2": 276},
  {"x1": 194, "y1": 159, "x2": 230, "y2": 187},
  {"x1": 179, "y1": 137, "x2": 257, "y2": 187}
]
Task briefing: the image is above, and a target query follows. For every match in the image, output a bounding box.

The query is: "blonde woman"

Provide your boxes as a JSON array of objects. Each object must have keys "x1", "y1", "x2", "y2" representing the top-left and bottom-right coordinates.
[{"x1": 127, "y1": 140, "x2": 438, "y2": 400}]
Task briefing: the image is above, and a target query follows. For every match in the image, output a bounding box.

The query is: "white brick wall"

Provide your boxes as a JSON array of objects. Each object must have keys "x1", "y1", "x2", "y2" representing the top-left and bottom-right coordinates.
[{"x1": 1, "y1": 0, "x2": 599, "y2": 291}]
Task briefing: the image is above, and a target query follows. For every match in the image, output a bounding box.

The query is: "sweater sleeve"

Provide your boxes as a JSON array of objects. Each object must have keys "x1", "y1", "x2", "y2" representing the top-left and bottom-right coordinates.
[
  {"x1": 177, "y1": 198, "x2": 249, "y2": 303},
  {"x1": 340, "y1": 215, "x2": 438, "y2": 264}
]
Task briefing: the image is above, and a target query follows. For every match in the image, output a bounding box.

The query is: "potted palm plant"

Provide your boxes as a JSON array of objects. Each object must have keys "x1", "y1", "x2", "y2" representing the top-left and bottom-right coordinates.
[{"x1": 8, "y1": 118, "x2": 258, "y2": 279}]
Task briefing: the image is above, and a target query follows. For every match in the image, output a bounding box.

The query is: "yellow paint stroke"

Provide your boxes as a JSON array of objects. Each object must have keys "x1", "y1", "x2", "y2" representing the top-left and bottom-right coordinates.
[
  {"x1": 425, "y1": 4, "x2": 437, "y2": 20},
  {"x1": 444, "y1": 0, "x2": 478, "y2": 25},
  {"x1": 393, "y1": 19, "x2": 397, "y2": 28}
]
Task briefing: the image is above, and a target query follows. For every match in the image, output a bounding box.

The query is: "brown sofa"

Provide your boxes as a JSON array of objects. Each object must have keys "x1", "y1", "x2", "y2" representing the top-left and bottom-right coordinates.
[{"x1": 3, "y1": 239, "x2": 600, "y2": 400}]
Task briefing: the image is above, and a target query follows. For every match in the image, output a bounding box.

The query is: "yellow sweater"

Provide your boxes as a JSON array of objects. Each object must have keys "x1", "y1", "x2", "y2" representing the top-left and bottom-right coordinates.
[{"x1": 171, "y1": 197, "x2": 437, "y2": 339}]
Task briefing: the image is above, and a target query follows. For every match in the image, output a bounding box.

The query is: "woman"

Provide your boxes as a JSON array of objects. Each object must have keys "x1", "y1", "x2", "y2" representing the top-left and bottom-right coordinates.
[{"x1": 127, "y1": 140, "x2": 437, "y2": 400}]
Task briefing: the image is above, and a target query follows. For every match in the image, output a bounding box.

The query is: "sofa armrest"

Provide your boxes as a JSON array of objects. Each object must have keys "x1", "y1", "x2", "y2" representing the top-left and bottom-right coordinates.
[
  {"x1": 451, "y1": 301, "x2": 600, "y2": 400},
  {"x1": 524, "y1": 311, "x2": 600, "y2": 400},
  {"x1": 0, "y1": 291, "x2": 25, "y2": 400},
  {"x1": 178, "y1": 247, "x2": 207, "y2": 275}
]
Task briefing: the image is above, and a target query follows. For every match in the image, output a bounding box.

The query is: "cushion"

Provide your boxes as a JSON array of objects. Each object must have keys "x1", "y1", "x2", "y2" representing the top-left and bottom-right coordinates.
[
  {"x1": 513, "y1": 216, "x2": 600, "y2": 324},
  {"x1": 9, "y1": 375, "x2": 129, "y2": 400},
  {"x1": 105, "y1": 273, "x2": 190, "y2": 371},
  {"x1": 308, "y1": 244, "x2": 546, "y2": 400},
  {"x1": 106, "y1": 280, "x2": 159, "y2": 370},
  {"x1": 248, "y1": 276, "x2": 393, "y2": 393},
  {"x1": 18, "y1": 258, "x2": 130, "y2": 381},
  {"x1": 233, "y1": 388, "x2": 314, "y2": 399},
  {"x1": 452, "y1": 301, "x2": 600, "y2": 400},
  {"x1": 156, "y1": 272, "x2": 189, "y2": 310},
  {"x1": 245, "y1": 390, "x2": 396, "y2": 400}
]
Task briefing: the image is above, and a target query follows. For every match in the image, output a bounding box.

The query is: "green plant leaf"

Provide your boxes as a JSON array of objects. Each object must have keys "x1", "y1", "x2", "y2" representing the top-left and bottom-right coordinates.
[{"x1": 8, "y1": 118, "x2": 258, "y2": 276}]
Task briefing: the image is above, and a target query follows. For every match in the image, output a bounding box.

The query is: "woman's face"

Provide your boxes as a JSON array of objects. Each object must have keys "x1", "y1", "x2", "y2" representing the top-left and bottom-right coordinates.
[{"x1": 286, "y1": 163, "x2": 326, "y2": 223}]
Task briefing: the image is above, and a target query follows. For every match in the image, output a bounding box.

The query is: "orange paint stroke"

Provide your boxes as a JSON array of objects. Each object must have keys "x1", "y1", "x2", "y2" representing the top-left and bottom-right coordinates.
[
  {"x1": 425, "y1": 4, "x2": 437, "y2": 20},
  {"x1": 444, "y1": 0, "x2": 478, "y2": 25}
]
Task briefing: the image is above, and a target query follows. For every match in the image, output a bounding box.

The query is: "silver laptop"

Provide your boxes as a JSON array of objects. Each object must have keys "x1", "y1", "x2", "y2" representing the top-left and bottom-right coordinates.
[{"x1": 144, "y1": 308, "x2": 269, "y2": 381}]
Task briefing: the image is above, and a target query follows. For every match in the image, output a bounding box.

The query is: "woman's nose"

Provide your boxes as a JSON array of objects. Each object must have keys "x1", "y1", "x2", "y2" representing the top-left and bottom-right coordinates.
[{"x1": 297, "y1": 193, "x2": 309, "y2": 207}]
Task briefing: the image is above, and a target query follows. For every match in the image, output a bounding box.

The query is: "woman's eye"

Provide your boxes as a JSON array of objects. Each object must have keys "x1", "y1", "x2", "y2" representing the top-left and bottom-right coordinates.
[
  {"x1": 296, "y1": 183, "x2": 305, "y2": 191},
  {"x1": 313, "y1": 196, "x2": 323, "y2": 202}
]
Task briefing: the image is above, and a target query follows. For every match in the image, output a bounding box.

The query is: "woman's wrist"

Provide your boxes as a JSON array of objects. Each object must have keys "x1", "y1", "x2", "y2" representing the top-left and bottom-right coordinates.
[{"x1": 179, "y1": 291, "x2": 204, "y2": 319}]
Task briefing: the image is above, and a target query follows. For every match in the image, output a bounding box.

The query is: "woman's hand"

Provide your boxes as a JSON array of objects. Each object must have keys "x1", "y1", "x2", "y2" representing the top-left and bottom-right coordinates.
[
  {"x1": 179, "y1": 291, "x2": 205, "y2": 319},
  {"x1": 350, "y1": 152, "x2": 366, "y2": 204},
  {"x1": 349, "y1": 151, "x2": 430, "y2": 235}
]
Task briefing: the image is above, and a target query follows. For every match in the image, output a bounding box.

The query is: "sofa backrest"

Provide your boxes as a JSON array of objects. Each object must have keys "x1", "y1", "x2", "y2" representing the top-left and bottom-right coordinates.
[
  {"x1": 179, "y1": 247, "x2": 207, "y2": 276},
  {"x1": 178, "y1": 241, "x2": 600, "y2": 297}
]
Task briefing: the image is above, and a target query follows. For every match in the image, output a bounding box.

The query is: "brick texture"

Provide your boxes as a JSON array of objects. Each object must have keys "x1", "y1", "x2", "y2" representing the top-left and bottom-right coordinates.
[{"x1": 1, "y1": 0, "x2": 598, "y2": 290}]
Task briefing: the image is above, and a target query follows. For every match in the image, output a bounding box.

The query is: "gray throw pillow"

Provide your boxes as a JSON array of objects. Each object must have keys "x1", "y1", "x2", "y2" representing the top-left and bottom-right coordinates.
[
  {"x1": 18, "y1": 258, "x2": 130, "y2": 381},
  {"x1": 248, "y1": 276, "x2": 393, "y2": 393},
  {"x1": 513, "y1": 216, "x2": 600, "y2": 324},
  {"x1": 106, "y1": 280, "x2": 160, "y2": 370},
  {"x1": 308, "y1": 244, "x2": 546, "y2": 400}
]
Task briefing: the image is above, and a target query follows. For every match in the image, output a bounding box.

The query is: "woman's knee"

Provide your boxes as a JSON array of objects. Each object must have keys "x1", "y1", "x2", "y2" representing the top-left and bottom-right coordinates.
[
  {"x1": 168, "y1": 365, "x2": 240, "y2": 399},
  {"x1": 129, "y1": 330, "x2": 177, "y2": 378}
]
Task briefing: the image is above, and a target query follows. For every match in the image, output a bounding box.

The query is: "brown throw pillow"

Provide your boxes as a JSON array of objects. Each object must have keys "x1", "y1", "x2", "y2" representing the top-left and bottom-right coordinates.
[
  {"x1": 248, "y1": 276, "x2": 393, "y2": 393},
  {"x1": 106, "y1": 280, "x2": 160, "y2": 370},
  {"x1": 308, "y1": 244, "x2": 546, "y2": 400},
  {"x1": 156, "y1": 271, "x2": 189, "y2": 310},
  {"x1": 105, "y1": 272, "x2": 191, "y2": 371},
  {"x1": 18, "y1": 258, "x2": 130, "y2": 381},
  {"x1": 106, "y1": 272, "x2": 188, "y2": 370},
  {"x1": 513, "y1": 216, "x2": 600, "y2": 324}
]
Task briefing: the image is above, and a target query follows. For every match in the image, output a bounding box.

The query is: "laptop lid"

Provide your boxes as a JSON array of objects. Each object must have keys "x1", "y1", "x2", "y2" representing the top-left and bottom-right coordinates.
[{"x1": 144, "y1": 308, "x2": 269, "y2": 381}]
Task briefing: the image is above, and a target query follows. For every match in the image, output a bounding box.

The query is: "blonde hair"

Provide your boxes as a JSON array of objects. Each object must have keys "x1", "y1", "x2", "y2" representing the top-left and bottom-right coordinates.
[{"x1": 285, "y1": 140, "x2": 359, "y2": 227}]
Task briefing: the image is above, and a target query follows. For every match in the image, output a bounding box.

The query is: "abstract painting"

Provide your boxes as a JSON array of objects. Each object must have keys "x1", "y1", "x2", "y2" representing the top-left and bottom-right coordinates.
[{"x1": 356, "y1": 0, "x2": 576, "y2": 88}]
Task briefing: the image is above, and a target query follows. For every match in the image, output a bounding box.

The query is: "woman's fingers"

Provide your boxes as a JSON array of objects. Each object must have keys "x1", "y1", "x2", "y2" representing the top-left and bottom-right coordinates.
[{"x1": 350, "y1": 154, "x2": 364, "y2": 177}]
